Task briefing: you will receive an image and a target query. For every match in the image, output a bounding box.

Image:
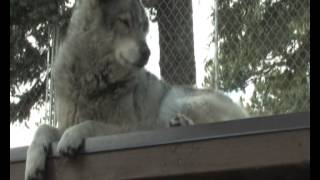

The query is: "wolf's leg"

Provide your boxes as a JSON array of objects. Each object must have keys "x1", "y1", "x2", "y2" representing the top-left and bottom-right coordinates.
[
  {"x1": 57, "y1": 120, "x2": 123, "y2": 157},
  {"x1": 25, "y1": 124, "x2": 62, "y2": 180},
  {"x1": 171, "y1": 93, "x2": 249, "y2": 125},
  {"x1": 169, "y1": 113, "x2": 195, "y2": 127}
]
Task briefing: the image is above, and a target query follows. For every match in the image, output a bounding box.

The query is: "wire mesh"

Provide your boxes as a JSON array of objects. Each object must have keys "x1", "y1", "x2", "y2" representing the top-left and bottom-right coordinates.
[
  {"x1": 144, "y1": 0, "x2": 310, "y2": 116},
  {"x1": 144, "y1": 0, "x2": 197, "y2": 85}
]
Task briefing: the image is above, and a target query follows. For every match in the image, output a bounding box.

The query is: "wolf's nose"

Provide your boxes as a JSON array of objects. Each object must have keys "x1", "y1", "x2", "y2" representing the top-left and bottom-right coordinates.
[
  {"x1": 136, "y1": 43, "x2": 150, "y2": 67},
  {"x1": 141, "y1": 43, "x2": 150, "y2": 60}
]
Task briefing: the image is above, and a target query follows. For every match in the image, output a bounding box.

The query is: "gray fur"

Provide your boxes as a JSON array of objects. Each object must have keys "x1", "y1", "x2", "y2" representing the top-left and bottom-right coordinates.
[{"x1": 25, "y1": 0, "x2": 248, "y2": 179}]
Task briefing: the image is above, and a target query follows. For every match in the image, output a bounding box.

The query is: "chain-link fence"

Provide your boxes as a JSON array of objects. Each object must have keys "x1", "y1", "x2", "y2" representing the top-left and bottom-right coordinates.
[
  {"x1": 144, "y1": 0, "x2": 196, "y2": 85},
  {"x1": 215, "y1": 0, "x2": 309, "y2": 116},
  {"x1": 143, "y1": 0, "x2": 310, "y2": 117},
  {"x1": 43, "y1": 26, "x2": 60, "y2": 126}
]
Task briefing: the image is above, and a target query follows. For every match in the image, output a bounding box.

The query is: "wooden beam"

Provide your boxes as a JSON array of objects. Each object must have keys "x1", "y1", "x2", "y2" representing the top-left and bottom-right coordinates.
[{"x1": 10, "y1": 112, "x2": 310, "y2": 180}]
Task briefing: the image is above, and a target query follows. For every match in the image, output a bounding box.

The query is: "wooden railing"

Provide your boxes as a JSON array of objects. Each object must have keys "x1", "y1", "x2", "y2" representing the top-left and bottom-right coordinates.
[{"x1": 10, "y1": 112, "x2": 310, "y2": 180}]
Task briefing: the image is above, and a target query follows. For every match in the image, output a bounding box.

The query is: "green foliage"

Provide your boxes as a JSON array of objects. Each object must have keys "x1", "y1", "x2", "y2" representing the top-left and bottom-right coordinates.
[
  {"x1": 10, "y1": 0, "x2": 72, "y2": 123},
  {"x1": 205, "y1": 0, "x2": 310, "y2": 116}
]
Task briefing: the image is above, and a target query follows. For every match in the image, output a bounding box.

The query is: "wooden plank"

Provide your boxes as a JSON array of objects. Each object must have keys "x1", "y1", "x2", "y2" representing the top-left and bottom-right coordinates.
[
  {"x1": 10, "y1": 130, "x2": 310, "y2": 180},
  {"x1": 10, "y1": 112, "x2": 310, "y2": 162},
  {"x1": 10, "y1": 112, "x2": 310, "y2": 180}
]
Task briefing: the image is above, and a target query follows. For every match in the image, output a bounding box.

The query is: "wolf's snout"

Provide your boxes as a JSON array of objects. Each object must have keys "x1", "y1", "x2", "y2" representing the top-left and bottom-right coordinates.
[{"x1": 136, "y1": 42, "x2": 150, "y2": 67}]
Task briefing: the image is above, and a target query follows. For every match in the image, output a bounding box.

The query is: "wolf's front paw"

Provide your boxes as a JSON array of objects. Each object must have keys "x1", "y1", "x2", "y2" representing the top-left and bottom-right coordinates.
[
  {"x1": 57, "y1": 128, "x2": 84, "y2": 157},
  {"x1": 169, "y1": 113, "x2": 195, "y2": 127},
  {"x1": 25, "y1": 145, "x2": 49, "y2": 180}
]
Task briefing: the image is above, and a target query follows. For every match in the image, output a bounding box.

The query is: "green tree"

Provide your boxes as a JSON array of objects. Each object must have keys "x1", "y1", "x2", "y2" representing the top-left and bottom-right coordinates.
[
  {"x1": 205, "y1": 0, "x2": 310, "y2": 116},
  {"x1": 10, "y1": 0, "x2": 71, "y2": 124}
]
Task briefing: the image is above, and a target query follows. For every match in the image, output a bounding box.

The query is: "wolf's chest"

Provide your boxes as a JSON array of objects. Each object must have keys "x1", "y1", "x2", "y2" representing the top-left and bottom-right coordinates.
[{"x1": 77, "y1": 94, "x2": 139, "y2": 125}]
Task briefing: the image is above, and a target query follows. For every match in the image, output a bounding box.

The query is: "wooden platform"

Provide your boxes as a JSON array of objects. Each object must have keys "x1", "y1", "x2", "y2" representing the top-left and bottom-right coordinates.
[{"x1": 10, "y1": 112, "x2": 310, "y2": 180}]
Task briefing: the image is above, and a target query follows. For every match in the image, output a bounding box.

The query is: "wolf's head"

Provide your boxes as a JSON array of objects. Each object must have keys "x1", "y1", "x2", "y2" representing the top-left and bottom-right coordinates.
[{"x1": 69, "y1": 0, "x2": 150, "y2": 69}]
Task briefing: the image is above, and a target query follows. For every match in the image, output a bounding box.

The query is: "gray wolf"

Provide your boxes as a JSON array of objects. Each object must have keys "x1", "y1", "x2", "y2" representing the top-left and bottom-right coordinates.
[{"x1": 25, "y1": 0, "x2": 248, "y2": 179}]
